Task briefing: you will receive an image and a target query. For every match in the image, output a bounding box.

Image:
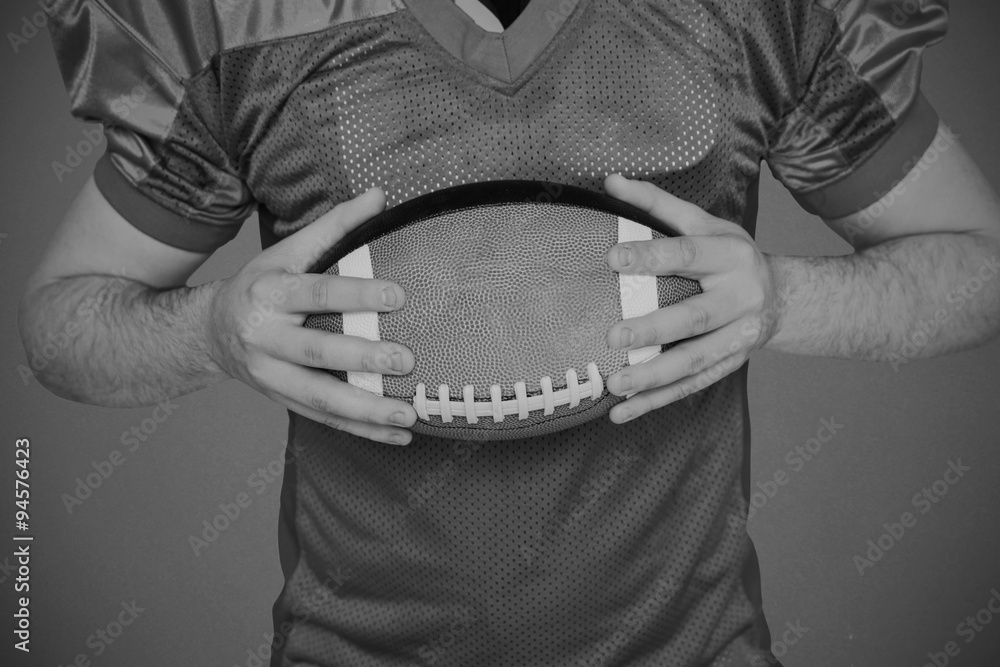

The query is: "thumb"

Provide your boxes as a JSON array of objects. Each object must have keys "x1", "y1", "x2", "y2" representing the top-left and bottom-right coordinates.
[{"x1": 267, "y1": 187, "x2": 387, "y2": 273}]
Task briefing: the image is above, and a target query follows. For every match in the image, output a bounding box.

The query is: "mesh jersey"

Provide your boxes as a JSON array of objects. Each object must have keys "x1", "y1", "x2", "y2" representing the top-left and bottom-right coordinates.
[{"x1": 45, "y1": 0, "x2": 947, "y2": 665}]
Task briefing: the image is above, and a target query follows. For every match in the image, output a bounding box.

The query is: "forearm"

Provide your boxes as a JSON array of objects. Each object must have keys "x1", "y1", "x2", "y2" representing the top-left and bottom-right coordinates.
[
  {"x1": 17, "y1": 275, "x2": 228, "y2": 406},
  {"x1": 765, "y1": 232, "x2": 1000, "y2": 363}
]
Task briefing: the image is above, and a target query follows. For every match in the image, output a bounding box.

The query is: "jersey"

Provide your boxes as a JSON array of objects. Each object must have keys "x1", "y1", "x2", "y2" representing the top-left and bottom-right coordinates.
[{"x1": 44, "y1": 0, "x2": 948, "y2": 665}]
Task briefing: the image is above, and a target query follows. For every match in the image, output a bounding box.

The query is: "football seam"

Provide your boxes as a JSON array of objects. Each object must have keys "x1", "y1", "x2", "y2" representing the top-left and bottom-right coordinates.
[
  {"x1": 418, "y1": 391, "x2": 619, "y2": 434},
  {"x1": 410, "y1": 362, "x2": 609, "y2": 424}
]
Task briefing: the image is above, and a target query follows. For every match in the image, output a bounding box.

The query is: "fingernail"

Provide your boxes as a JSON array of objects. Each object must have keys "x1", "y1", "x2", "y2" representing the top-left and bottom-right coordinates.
[
  {"x1": 388, "y1": 352, "x2": 403, "y2": 372},
  {"x1": 390, "y1": 412, "x2": 408, "y2": 426},
  {"x1": 618, "y1": 246, "x2": 633, "y2": 267},
  {"x1": 618, "y1": 407, "x2": 633, "y2": 422},
  {"x1": 618, "y1": 374, "x2": 632, "y2": 393},
  {"x1": 619, "y1": 327, "x2": 634, "y2": 348},
  {"x1": 381, "y1": 287, "x2": 397, "y2": 307}
]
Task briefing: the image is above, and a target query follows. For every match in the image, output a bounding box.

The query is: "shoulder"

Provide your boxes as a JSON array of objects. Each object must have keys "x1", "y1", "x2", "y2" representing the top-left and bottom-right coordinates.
[{"x1": 43, "y1": 0, "x2": 226, "y2": 84}]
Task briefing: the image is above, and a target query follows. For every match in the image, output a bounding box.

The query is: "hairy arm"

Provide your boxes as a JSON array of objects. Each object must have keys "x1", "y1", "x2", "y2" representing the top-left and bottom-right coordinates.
[
  {"x1": 19, "y1": 274, "x2": 224, "y2": 406},
  {"x1": 765, "y1": 123, "x2": 1000, "y2": 364},
  {"x1": 17, "y1": 178, "x2": 225, "y2": 406},
  {"x1": 19, "y1": 179, "x2": 417, "y2": 443},
  {"x1": 601, "y1": 123, "x2": 1000, "y2": 421}
]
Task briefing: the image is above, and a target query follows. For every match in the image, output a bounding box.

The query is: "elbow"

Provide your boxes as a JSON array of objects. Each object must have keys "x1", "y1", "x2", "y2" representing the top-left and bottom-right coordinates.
[{"x1": 16, "y1": 282, "x2": 91, "y2": 404}]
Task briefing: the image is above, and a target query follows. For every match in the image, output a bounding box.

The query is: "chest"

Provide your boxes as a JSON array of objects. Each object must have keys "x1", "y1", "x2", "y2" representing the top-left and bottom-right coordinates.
[{"x1": 224, "y1": 0, "x2": 773, "y2": 236}]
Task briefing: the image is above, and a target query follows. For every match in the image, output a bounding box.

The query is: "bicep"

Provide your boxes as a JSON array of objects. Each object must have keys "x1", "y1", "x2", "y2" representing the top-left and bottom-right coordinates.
[
  {"x1": 25, "y1": 177, "x2": 211, "y2": 294},
  {"x1": 822, "y1": 122, "x2": 1000, "y2": 249}
]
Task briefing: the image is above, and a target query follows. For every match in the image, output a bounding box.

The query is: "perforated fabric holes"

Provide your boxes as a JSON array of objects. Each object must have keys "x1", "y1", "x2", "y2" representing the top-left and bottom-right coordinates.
[{"x1": 216, "y1": 0, "x2": 842, "y2": 663}]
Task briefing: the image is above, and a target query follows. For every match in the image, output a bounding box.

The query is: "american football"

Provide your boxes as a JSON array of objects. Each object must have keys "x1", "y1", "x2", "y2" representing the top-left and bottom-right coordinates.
[{"x1": 304, "y1": 181, "x2": 702, "y2": 441}]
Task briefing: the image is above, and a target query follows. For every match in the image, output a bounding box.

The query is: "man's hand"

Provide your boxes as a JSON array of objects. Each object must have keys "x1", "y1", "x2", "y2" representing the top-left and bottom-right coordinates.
[
  {"x1": 603, "y1": 174, "x2": 778, "y2": 423},
  {"x1": 205, "y1": 187, "x2": 419, "y2": 445}
]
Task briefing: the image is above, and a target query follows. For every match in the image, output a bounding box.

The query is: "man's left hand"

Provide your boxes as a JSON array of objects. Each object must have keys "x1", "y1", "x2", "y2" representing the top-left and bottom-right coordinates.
[{"x1": 603, "y1": 173, "x2": 780, "y2": 423}]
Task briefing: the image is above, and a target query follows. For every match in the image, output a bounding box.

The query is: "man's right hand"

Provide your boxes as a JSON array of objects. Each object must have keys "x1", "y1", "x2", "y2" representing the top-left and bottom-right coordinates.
[{"x1": 205, "y1": 187, "x2": 419, "y2": 445}]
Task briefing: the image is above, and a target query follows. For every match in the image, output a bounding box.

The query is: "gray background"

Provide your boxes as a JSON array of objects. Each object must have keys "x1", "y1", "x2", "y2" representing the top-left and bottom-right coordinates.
[{"x1": 1, "y1": 0, "x2": 998, "y2": 665}]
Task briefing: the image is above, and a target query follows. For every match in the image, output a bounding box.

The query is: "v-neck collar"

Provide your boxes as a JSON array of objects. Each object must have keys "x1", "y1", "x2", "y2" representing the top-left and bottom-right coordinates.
[{"x1": 404, "y1": 0, "x2": 587, "y2": 84}]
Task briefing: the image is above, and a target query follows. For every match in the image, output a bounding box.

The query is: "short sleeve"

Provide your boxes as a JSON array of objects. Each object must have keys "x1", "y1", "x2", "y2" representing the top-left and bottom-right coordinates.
[
  {"x1": 44, "y1": 0, "x2": 255, "y2": 252},
  {"x1": 767, "y1": 0, "x2": 948, "y2": 219}
]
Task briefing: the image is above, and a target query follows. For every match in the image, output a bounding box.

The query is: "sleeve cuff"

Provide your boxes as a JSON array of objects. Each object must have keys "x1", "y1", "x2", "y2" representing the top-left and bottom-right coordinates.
[
  {"x1": 94, "y1": 153, "x2": 243, "y2": 253},
  {"x1": 792, "y1": 93, "x2": 940, "y2": 219}
]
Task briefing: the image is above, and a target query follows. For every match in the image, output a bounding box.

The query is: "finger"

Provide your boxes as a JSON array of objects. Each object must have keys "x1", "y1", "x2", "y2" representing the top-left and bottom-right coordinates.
[
  {"x1": 282, "y1": 274, "x2": 407, "y2": 314},
  {"x1": 608, "y1": 353, "x2": 746, "y2": 423},
  {"x1": 604, "y1": 174, "x2": 729, "y2": 236},
  {"x1": 267, "y1": 359, "x2": 418, "y2": 426},
  {"x1": 606, "y1": 325, "x2": 746, "y2": 397},
  {"x1": 268, "y1": 187, "x2": 387, "y2": 272},
  {"x1": 265, "y1": 327, "x2": 415, "y2": 375},
  {"x1": 607, "y1": 234, "x2": 740, "y2": 278},
  {"x1": 608, "y1": 293, "x2": 736, "y2": 352},
  {"x1": 282, "y1": 396, "x2": 414, "y2": 446}
]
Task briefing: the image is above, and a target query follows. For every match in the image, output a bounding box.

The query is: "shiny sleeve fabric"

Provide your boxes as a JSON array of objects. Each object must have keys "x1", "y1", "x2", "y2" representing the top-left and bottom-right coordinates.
[
  {"x1": 767, "y1": 0, "x2": 949, "y2": 219},
  {"x1": 43, "y1": 0, "x2": 255, "y2": 252}
]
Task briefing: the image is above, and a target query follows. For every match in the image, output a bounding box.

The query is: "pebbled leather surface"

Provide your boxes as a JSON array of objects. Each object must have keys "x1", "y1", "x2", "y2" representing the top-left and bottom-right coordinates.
[{"x1": 305, "y1": 186, "x2": 701, "y2": 440}]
